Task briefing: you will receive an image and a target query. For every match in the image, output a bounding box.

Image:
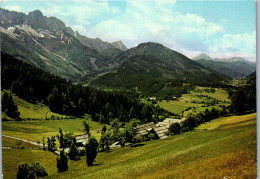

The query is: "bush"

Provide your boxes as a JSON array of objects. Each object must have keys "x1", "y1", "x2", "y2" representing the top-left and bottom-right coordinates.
[
  {"x1": 17, "y1": 162, "x2": 48, "y2": 179},
  {"x1": 78, "y1": 148, "x2": 86, "y2": 156},
  {"x1": 169, "y1": 122, "x2": 181, "y2": 135},
  {"x1": 147, "y1": 133, "x2": 156, "y2": 140}
]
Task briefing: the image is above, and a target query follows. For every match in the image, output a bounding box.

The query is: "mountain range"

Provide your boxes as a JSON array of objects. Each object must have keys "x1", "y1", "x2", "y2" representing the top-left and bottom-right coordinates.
[
  {"x1": 90, "y1": 42, "x2": 228, "y2": 96},
  {"x1": 1, "y1": 8, "x2": 254, "y2": 96},
  {"x1": 0, "y1": 8, "x2": 127, "y2": 81},
  {"x1": 192, "y1": 54, "x2": 256, "y2": 78}
]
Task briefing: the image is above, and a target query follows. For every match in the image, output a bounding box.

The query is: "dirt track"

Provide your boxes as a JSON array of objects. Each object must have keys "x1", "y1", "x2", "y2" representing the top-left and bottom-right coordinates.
[{"x1": 2, "y1": 134, "x2": 43, "y2": 147}]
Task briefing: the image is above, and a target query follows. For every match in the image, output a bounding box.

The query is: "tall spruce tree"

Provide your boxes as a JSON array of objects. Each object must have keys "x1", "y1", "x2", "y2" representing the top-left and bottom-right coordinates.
[
  {"x1": 2, "y1": 92, "x2": 20, "y2": 119},
  {"x1": 85, "y1": 137, "x2": 99, "y2": 166},
  {"x1": 57, "y1": 150, "x2": 68, "y2": 172}
]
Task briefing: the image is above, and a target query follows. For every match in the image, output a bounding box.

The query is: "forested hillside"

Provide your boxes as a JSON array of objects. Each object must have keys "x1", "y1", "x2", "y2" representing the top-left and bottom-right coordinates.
[{"x1": 1, "y1": 53, "x2": 169, "y2": 122}]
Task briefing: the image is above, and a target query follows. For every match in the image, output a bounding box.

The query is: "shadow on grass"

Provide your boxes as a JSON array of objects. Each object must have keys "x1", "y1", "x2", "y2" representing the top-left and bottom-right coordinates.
[
  {"x1": 130, "y1": 143, "x2": 145, "y2": 148},
  {"x1": 92, "y1": 163, "x2": 102, "y2": 166}
]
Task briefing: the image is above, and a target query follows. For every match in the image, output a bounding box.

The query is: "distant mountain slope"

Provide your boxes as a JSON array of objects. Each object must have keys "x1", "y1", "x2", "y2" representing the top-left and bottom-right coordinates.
[
  {"x1": 100, "y1": 48, "x2": 123, "y2": 59},
  {"x1": 0, "y1": 8, "x2": 128, "y2": 81},
  {"x1": 193, "y1": 54, "x2": 256, "y2": 78},
  {"x1": 0, "y1": 8, "x2": 127, "y2": 51},
  {"x1": 90, "y1": 42, "x2": 229, "y2": 96},
  {"x1": 74, "y1": 31, "x2": 127, "y2": 52},
  {"x1": 192, "y1": 53, "x2": 212, "y2": 61},
  {"x1": 0, "y1": 25, "x2": 114, "y2": 81}
]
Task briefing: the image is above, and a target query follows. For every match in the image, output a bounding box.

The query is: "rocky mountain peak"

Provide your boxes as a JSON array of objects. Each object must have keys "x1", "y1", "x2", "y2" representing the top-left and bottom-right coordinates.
[{"x1": 27, "y1": 10, "x2": 48, "y2": 30}]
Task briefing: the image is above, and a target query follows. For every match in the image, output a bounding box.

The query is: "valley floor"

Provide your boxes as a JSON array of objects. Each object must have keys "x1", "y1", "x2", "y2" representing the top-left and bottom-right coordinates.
[{"x1": 2, "y1": 113, "x2": 256, "y2": 178}]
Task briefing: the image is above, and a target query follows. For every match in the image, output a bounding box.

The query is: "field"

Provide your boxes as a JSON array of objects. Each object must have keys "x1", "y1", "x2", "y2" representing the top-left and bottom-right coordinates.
[
  {"x1": 2, "y1": 90, "x2": 68, "y2": 120},
  {"x1": 2, "y1": 118, "x2": 102, "y2": 143},
  {"x1": 157, "y1": 87, "x2": 231, "y2": 116},
  {"x1": 2, "y1": 113, "x2": 256, "y2": 178}
]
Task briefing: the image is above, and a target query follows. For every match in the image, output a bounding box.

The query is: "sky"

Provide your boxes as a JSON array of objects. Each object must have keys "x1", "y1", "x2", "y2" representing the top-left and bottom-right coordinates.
[{"x1": 1, "y1": 0, "x2": 256, "y2": 61}]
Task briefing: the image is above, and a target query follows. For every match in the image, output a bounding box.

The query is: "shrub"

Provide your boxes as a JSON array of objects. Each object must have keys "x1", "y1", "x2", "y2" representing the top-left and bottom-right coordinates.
[
  {"x1": 147, "y1": 133, "x2": 156, "y2": 140},
  {"x1": 169, "y1": 122, "x2": 181, "y2": 135},
  {"x1": 17, "y1": 162, "x2": 48, "y2": 179},
  {"x1": 78, "y1": 148, "x2": 86, "y2": 156}
]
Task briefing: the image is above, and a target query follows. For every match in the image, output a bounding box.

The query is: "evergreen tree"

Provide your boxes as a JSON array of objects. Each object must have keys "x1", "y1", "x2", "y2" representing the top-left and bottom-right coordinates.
[
  {"x1": 101, "y1": 125, "x2": 107, "y2": 135},
  {"x1": 99, "y1": 114, "x2": 106, "y2": 124},
  {"x1": 129, "y1": 106, "x2": 135, "y2": 120},
  {"x1": 42, "y1": 137, "x2": 46, "y2": 151},
  {"x1": 2, "y1": 92, "x2": 20, "y2": 119},
  {"x1": 68, "y1": 141, "x2": 80, "y2": 160},
  {"x1": 78, "y1": 98, "x2": 86, "y2": 116},
  {"x1": 85, "y1": 137, "x2": 99, "y2": 166},
  {"x1": 83, "y1": 120, "x2": 91, "y2": 136},
  {"x1": 57, "y1": 150, "x2": 68, "y2": 172},
  {"x1": 47, "y1": 86, "x2": 62, "y2": 113},
  {"x1": 57, "y1": 128, "x2": 65, "y2": 148},
  {"x1": 99, "y1": 132, "x2": 111, "y2": 152},
  {"x1": 141, "y1": 104, "x2": 153, "y2": 122}
]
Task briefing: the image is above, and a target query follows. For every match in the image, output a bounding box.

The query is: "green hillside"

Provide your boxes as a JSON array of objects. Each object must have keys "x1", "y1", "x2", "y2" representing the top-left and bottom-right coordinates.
[
  {"x1": 1, "y1": 90, "x2": 67, "y2": 121},
  {"x1": 157, "y1": 87, "x2": 231, "y2": 116},
  {"x1": 2, "y1": 113, "x2": 256, "y2": 178},
  {"x1": 90, "y1": 43, "x2": 229, "y2": 96}
]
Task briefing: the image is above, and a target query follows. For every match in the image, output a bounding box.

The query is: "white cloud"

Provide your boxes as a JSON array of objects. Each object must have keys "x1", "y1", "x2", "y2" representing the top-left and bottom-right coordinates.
[
  {"x1": 111, "y1": 7, "x2": 119, "y2": 14},
  {"x1": 84, "y1": 0, "x2": 222, "y2": 51},
  {"x1": 4, "y1": 5, "x2": 21, "y2": 11},
  {"x1": 5, "y1": 0, "x2": 254, "y2": 61},
  {"x1": 207, "y1": 30, "x2": 256, "y2": 61}
]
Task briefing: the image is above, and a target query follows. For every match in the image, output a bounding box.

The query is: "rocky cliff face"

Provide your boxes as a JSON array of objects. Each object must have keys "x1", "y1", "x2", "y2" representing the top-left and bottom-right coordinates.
[
  {"x1": 0, "y1": 8, "x2": 128, "y2": 52},
  {"x1": 26, "y1": 10, "x2": 48, "y2": 30}
]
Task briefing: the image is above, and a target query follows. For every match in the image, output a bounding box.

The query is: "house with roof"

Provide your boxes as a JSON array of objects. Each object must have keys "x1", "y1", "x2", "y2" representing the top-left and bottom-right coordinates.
[
  {"x1": 135, "y1": 122, "x2": 158, "y2": 140},
  {"x1": 135, "y1": 118, "x2": 186, "y2": 140}
]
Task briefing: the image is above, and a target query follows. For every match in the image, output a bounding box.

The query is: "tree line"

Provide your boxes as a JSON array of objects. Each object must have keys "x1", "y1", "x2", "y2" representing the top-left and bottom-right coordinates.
[{"x1": 2, "y1": 52, "x2": 170, "y2": 122}]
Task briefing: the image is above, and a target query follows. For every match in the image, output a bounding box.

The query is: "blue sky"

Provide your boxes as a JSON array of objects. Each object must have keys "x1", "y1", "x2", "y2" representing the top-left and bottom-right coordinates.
[{"x1": 1, "y1": 0, "x2": 256, "y2": 61}]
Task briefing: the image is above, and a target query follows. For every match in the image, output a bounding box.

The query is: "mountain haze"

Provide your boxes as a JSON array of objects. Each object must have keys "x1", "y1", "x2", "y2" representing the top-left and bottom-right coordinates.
[{"x1": 193, "y1": 54, "x2": 256, "y2": 78}]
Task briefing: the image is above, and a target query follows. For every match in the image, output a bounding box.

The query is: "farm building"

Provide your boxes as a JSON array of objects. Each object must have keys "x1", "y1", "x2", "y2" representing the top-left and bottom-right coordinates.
[
  {"x1": 135, "y1": 122, "x2": 157, "y2": 140},
  {"x1": 153, "y1": 126, "x2": 169, "y2": 139},
  {"x1": 135, "y1": 118, "x2": 186, "y2": 140},
  {"x1": 156, "y1": 118, "x2": 184, "y2": 127},
  {"x1": 75, "y1": 134, "x2": 89, "y2": 147}
]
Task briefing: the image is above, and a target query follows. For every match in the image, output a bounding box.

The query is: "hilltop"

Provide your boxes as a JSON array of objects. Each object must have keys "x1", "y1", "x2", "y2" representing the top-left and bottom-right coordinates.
[{"x1": 90, "y1": 42, "x2": 229, "y2": 96}]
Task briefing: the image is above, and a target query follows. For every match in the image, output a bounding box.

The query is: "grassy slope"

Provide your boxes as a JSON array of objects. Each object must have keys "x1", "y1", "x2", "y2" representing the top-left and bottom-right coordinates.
[
  {"x1": 157, "y1": 87, "x2": 231, "y2": 116},
  {"x1": 53, "y1": 113, "x2": 257, "y2": 178},
  {"x1": 3, "y1": 113, "x2": 256, "y2": 178},
  {"x1": 1, "y1": 90, "x2": 67, "y2": 120},
  {"x1": 2, "y1": 137, "x2": 57, "y2": 179},
  {"x1": 2, "y1": 118, "x2": 102, "y2": 143}
]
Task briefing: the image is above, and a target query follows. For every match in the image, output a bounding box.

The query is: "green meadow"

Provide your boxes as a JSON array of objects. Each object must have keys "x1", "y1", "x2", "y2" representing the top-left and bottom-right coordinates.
[
  {"x1": 2, "y1": 113, "x2": 256, "y2": 178},
  {"x1": 2, "y1": 90, "x2": 67, "y2": 120},
  {"x1": 2, "y1": 118, "x2": 102, "y2": 143},
  {"x1": 157, "y1": 87, "x2": 231, "y2": 116}
]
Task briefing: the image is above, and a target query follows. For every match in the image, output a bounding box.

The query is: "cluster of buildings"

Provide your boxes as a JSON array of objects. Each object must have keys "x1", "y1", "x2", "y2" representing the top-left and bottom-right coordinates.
[
  {"x1": 54, "y1": 117, "x2": 185, "y2": 154},
  {"x1": 135, "y1": 118, "x2": 185, "y2": 140}
]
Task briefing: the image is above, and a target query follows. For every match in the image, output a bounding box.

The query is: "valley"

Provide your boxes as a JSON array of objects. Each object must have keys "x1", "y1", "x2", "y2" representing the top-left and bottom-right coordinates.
[{"x1": 0, "y1": 6, "x2": 256, "y2": 179}]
